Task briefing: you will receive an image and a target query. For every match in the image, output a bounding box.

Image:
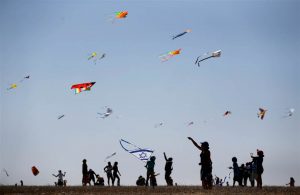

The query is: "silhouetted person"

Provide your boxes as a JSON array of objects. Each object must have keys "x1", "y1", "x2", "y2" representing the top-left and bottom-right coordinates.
[
  {"x1": 95, "y1": 174, "x2": 105, "y2": 186},
  {"x1": 251, "y1": 150, "x2": 264, "y2": 189},
  {"x1": 215, "y1": 176, "x2": 220, "y2": 186},
  {"x1": 112, "y1": 161, "x2": 121, "y2": 186},
  {"x1": 226, "y1": 181, "x2": 229, "y2": 186},
  {"x1": 145, "y1": 156, "x2": 156, "y2": 186},
  {"x1": 163, "y1": 152, "x2": 173, "y2": 186},
  {"x1": 20, "y1": 180, "x2": 23, "y2": 186},
  {"x1": 286, "y1": 177, "x2": 295, "y2": 187},
  {"x1": 188, "y1": 137, "x2": 213, "y2": 189},
  {"x1": 136, "y1": 175, "x2": 146, "y2": 186},
  {"x1": 52, "y1": 170, "x2": 66, "y2": 186},
  {"x1": 88, "y1": 169, "x2": 97, "y2": 185},
  {"x1": 82, "y1": 159, "x2": 89, "y2": 186},
  {"x1": 244, "y1": 162, "x2": 252, "y2": 186},
  {"x1": 104, "y1": 162, "x2": 113, "y2": 186},
  {"x1": 229, "y1": 157, "x2": 242, "y2": 186},
  {"x1": 150, "y1": 172, "x2": 159, "y2": 187},
  {"x1": 239, "y1": 164, "x2": 245, "y2": 186}
]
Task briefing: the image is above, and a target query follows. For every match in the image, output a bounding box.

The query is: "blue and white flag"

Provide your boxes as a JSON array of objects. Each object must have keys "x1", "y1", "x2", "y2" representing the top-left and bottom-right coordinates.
[{"x1": 119, "y1": 139, "x2": 154, "y2": 162}]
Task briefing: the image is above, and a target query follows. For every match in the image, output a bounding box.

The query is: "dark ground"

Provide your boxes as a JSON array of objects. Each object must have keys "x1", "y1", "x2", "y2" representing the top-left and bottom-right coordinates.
[{"x1": 0, "y1": 186, "x2": 299, "y2": 194}]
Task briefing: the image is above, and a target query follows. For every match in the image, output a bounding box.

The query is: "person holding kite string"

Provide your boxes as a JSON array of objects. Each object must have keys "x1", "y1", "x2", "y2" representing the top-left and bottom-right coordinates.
[
  {"x1": 188, "y1": 137, "x2": 213, "y2": 189},
  {"x1": 52, "y1": 170, "x2": 66, "y2": 186},
  {"x1": 145, "y1": 156, "x2": 156, "y2": 186}
]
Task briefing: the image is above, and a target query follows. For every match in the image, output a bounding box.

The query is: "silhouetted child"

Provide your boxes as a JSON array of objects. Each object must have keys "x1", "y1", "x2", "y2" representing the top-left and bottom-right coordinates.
[
  {"x1": 163, "y1": 152, "x2": 173, "y2": 186},
  {"x1": 188, "y1": 137, "x2": 213, "y2": 189},
  {"x1": 244, "y1": 162, "x2": 252, "y2": 186},
  {"x1": 88, "y1": 169, "x2": 97, "y2": 185},
  {"x1": 286, "y1": 177, "x2": 295, "y2": 187},
  {"x1": 52, "y1": 170, "x2": 66, "y2": 186},
  {"x1": 82, "y1": 159, "x2": 89, "y2": 186},
  {"x1": 251, "y1": 150, "x2": 264, "y2": 189},
  {"x1": 136, "y1": 175, "x2": 146, "y2": 186},
  {"x1": 20, "y1": 180, "x2": 23, "y2": 186},
  {"x1": 229, "y1": 157, "x2": 242, "y2": 186},
  {"x1": 104, "y1": 162, "x2": 113, "y2": 186},
  {"x1": 145, "y1": 156, "x2": 156, "y2": 186},
  {"x1": 112, "y1": 161, "x2": 121, "y2": 186},
  {"x1": 95, "y1": 174, "x2": 105, "y2": 186},
  {"x1": 150, "y1": 172, "x2": 159, "y2": 187}
]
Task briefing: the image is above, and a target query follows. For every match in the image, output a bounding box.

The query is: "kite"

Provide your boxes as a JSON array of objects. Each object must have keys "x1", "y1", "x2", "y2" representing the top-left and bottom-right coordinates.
[
  {"x1": 187, "y1": 121, "x2": 194, "y2": 126},
  {"x1": 159, "y1": 49, "x2": 181, "y2": 62},
  {"x1": 109, "y1": 11, "x2": 128, "y2": 23},
  {"x1": 172, "y1": 29, "x2": 191, "y2": 40},
  {"x1": 1, "y1": 169, "x2": 9, "y2": 176},
  {"x1": 223, "y1": 111, "x2": 232, "y2": 117},
  {"x1": 154, "y1": 122, "x2": 163, "y2": 128},
  {"x1": 7, "y1": 83, "x2": 17, "y2": 90},
  {"x1": 97, "y1": 107, "x2": 113, "y2": 119},
  {"x1": 284, "y1": 108, "x2": 295, "y2": 118},
  {"x1": 195, "y1": 50, "x2": 221, "y2": 66},
  {"x1": 120, "y1": 139, "x2": 154, "y2": 162},
  {"x1": 57, "y1": 115, "x2": 65, "y2": 120},
  {"x1": 88, "y1": 52, "x2": 106, "y2": 64},
  {"x1": 257, "y1": 108, "x2": 267, "y2": 120},
  {"x1": 104, "y1": 152, "x2": 117, "y2": 162},
  {"x1": 71, "y1": 82, "x2": 96, "y2": 94},
  {"x1": 20, "y1": 75, "x2": 30, "y2": 82},
  {"x1": 31, "y1": 166, "x2": 39, "y2": 176}
]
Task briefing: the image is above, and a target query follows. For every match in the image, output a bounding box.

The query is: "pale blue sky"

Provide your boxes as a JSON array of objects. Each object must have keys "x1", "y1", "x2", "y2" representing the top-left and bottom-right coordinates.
[{"x1": 1, "y1": 0, "x2": 299, "y2": 186}]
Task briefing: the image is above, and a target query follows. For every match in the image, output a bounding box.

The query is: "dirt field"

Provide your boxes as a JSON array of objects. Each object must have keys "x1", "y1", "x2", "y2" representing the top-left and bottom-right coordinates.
[{"x1": 0, "y1": 186, "x2": 299, "y2": 195}]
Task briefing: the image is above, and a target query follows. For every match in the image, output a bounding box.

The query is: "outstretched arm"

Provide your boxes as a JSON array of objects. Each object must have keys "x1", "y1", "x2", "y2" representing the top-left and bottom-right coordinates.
[
  {"x1": 52, "y1": 174, "x2": 57, "y2": 177},
  {"x1": 187, "y1": 137, "x2": 202, "y2": 151},
  {"x1": 163, "y1": 152, "x2": 167, "y2": 161}
]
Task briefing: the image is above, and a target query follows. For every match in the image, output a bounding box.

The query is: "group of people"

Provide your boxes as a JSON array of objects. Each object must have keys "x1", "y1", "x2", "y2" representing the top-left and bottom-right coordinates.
[
  {"x1": 49, "y1": 137, "x2": 295, "y2": 189},
  {"x1": 229, "y1": 150, "x2": 264, "y2": 188}
]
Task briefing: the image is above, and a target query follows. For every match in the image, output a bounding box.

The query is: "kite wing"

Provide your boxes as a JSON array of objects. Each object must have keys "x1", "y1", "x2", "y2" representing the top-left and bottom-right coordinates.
[
  {"x1": 120, "y1": 139, "x2": 154, "y2": 162},
  {"x1": 71, "y1": 82, "x2": 96, "y2": 94}
]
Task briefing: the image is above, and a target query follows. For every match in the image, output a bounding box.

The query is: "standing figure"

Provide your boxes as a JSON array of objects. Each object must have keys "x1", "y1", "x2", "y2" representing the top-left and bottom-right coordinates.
[
  {"x1": 163, "y1": 152, "x2": 173, "y2": 186},
  {"x1": 52, "y1": 170, "x2": 66, "y2": 186},
  {"x1": 187, "y1": 137, "x2": 213, "y2": 189},
  {"x1": 82, "y1": 159, "x2": 89, "y2": 186},
  {"x1": 112, "y1": 162, "x2": 121, "y2": 186},
  {"x1": 88, "y1": 169, "x2": 97, "y2": 185},
  {"x1": 145, "y1": 156, "x2": 156, "y2": 186},
  {"x1": 20, "y1": 180, "x2": 23, "y2": 186},
  {"x1": 251, "y1": 150, "x2": 264, "y2": 189},
  {"x1": 286, "y1": 177, "x2": 295, "y2": 187},
  {"x1": 229, "y1": 157, "x2": 242, "y2": 186},
  {"x1": 104, "y1": 162, "x2": 113, "y2": 186}
]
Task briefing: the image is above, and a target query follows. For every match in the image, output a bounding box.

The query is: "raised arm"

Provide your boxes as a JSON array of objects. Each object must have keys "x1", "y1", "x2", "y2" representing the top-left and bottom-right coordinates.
[
  {"x1": 163, "y1": 152, "x2": 168, "y2": 161},
  {"x1": 187, "y1": 137, "x2": 202, "y2": 151}
]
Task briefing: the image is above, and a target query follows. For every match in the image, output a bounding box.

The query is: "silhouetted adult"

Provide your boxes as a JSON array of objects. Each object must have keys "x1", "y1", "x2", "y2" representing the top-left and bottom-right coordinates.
[
  {"x1": 82, "y1": 159, "x2": 89, "y2": 186},
  {"x1": 251, "y1": 150, "x2": 264, "y2": 189},
  {"x1": 104, "y1": 162, "x2": 113, "y2": 186},
  {"x1": 188, "y1": 137, "x2": 213, "y2": 189},
  {"x1": 286, "y1": 177, "x2": 295, "y2": 187},
  {"x1": 164, "y1": 152, "x2": 173, "y2": 186},
  {"x1": 88, "y1": 169, "x2": 97, "y2": 185},
  {"x1": 112, "y1": 161, "x2": 121, "y2": 186},
  {"x1": 145, "y1": 156, "x2": 156, "y2": 186}
]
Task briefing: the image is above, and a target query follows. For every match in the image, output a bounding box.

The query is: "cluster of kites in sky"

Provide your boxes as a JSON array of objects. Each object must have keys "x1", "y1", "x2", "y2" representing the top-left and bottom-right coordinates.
[{"x1": 2, "y1": 9, "x2": 296, "y2": 180}]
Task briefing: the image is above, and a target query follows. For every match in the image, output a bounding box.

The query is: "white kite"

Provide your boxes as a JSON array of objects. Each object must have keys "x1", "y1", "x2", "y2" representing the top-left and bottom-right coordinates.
[{"x1": 195, "y1": 50, "x2": 221, "y2": 67}]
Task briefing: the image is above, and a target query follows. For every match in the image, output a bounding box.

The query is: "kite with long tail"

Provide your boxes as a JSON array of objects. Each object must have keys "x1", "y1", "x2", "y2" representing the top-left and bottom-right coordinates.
[
  {"x1": 104, "y1": 152, "x2": 117, "y2": 162},
  {"x1": 159, "y1": 49, "x2": 181, "y2": 62},
  {"x1": 195, "y1": 50, "x2": 221, "y2": 66},
  {"x1": 1, "y1": 169, "x2": 9, "y2": 176},
  {"x1": 119, "y1": 139, "x2": 154, "y2": 162},
  {"x1": 172, "y1": 29, "x2": 191, "y2": 40}
]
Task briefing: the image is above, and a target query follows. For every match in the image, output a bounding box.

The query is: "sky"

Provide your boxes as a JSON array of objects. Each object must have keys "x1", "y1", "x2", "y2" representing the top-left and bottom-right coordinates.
[{"x1": 0, "y1": 0, "x2": 299, "y2": 186}]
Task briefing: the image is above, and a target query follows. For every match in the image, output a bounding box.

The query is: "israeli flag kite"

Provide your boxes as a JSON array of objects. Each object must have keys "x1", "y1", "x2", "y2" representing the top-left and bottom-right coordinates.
[{"x1": 119, "y1": 139, "x2": 154, "y2": 162}]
